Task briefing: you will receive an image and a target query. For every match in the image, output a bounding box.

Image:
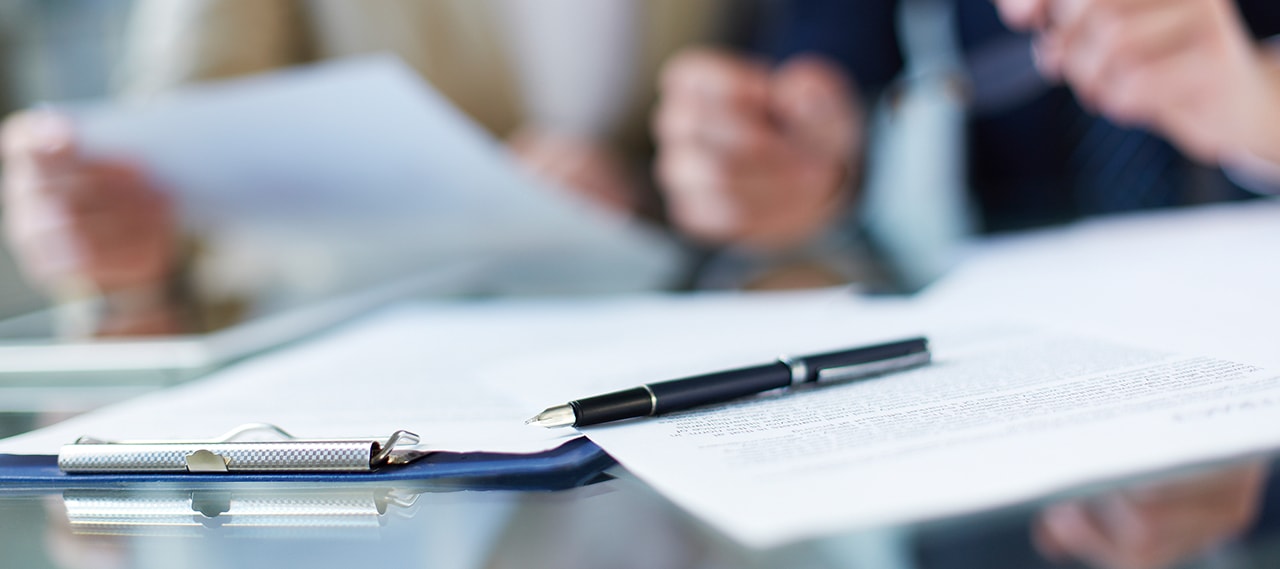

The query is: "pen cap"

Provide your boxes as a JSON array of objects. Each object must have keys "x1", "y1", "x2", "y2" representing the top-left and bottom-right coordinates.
[{"x1": 801, "y1": 337, "x2": 930, "y2": 383}]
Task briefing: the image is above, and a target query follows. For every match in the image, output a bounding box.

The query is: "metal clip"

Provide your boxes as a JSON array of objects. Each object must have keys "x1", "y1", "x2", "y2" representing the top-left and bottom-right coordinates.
[{"x1": 59, "y1": 423, "x2": 430, "y2": 474}]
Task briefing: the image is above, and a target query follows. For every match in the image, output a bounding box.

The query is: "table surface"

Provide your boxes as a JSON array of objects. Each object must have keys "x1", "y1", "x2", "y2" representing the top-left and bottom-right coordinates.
[{"x1": 4, "y1": 202, "x2": 1280, "y2": 569}]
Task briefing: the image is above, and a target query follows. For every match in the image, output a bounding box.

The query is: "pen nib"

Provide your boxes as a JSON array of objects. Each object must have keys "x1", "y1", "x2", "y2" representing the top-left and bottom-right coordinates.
[{"x1": 525, "y1": 405, "x2": 576, "y2": 428}]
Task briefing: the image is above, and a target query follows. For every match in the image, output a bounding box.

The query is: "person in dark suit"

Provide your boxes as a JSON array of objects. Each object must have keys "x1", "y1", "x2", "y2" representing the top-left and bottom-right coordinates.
[{"x1": 654, "y1": 0, "x2": 1280, "y2": 240}]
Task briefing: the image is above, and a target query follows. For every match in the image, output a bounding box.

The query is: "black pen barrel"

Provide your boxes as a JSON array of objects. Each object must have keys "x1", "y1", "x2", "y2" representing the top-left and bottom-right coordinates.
[
  {"x1": 560, "y1": 337, "x2": 931, "y2": 428},
  {"x1": 571, "y1": 387, "x2": 654, "y2": 427},
  {"x1": 649, "y1": 363, "x2": 792, "y2": 414}
]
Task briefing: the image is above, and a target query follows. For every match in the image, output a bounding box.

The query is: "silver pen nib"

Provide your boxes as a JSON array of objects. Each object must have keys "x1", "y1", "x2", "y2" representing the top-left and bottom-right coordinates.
[{"x1": 525, "y1": 404, "x2": 577, "y2": 428}]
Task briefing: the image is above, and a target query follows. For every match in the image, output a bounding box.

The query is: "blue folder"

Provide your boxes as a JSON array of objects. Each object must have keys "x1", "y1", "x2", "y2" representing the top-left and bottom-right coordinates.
[{"x1": 0, "y1": 437, "x2": 614, "y2": 491}]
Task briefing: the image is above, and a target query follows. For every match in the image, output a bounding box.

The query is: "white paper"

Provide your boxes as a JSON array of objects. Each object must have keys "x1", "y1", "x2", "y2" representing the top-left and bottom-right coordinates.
[
  {"x1": 0, "y1": 305, "x2": 575, "y2": 455},
  {"x1": 0, "y1": 289, "x2": 887, "y2": 455},
  {"x1": 77, "y1": 55, "x2": 587, "y2": 228},
  {"x1": 69, "y1": 54, "x2": 681, "y2": 296},
  {"x1": 922, "y1": 199, "x2": 1280, "y2": 368},
  {"x1": 568, "y1": 332, "x2": 1280, "y2": 547}
]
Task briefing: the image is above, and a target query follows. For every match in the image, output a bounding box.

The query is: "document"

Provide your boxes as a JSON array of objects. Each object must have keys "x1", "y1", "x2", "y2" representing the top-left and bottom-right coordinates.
[
  {"x1": 0, "y1": 289, "x2": 880, "y2": 455},
  {"x1": 0, "y1": 305, "x2": 580, "y2": 455},
  {"x1": 566, "y1": 331, "x2": 1280, "y2": 547},
  {"x1": 67, "y1": 54, "x2": 680, "y2": 297},
  {"x1": 3, "y1": 279, "x2": 1278, "y2": 548},
  {"x1": 922, "y1": 199, "x2": 1280, "y2": 368}
]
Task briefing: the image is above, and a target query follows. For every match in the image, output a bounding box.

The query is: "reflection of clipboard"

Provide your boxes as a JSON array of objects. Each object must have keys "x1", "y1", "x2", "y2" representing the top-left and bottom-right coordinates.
[
  {"x1": 61, "y1": 487, "x2": 425, "y2": 537},
  {"x1": 0, "y1": 424, "x2": 613, "y2": 491}
]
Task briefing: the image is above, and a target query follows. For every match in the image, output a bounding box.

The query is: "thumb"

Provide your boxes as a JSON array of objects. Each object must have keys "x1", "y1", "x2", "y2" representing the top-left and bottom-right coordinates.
[
  {"x1": 771, "y1": 56, "x2": 861, "y2": 160},
  {"x1": 3, "y1": 110, "x2": 79, "y2": 177}
]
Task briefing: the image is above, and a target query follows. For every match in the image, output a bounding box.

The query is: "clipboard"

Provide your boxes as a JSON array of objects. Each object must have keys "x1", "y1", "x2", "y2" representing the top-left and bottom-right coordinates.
[{"x1": 0, "y1": 426, "x2": 614, "y2": 491}]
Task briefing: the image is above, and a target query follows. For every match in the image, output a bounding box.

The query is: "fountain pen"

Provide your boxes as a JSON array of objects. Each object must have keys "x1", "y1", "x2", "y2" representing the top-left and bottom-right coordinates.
[{"x1": 527, "y1": 337, "x2": 930, "y2": 428}]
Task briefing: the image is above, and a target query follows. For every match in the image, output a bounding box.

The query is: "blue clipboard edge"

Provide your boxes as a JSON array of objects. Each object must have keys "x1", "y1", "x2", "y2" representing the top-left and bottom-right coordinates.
[{"x1": 0, "y1": 437, "x2": 615, "y2": 492}]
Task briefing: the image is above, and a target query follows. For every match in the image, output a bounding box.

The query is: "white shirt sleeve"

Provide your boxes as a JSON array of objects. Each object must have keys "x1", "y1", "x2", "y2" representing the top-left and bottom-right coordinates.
[{"x1": 496, "y1": 0, "x2": 640, "y2": 137}]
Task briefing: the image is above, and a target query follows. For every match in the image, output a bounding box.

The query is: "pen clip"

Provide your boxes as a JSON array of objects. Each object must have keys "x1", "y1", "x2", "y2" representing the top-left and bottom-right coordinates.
[{"x1": 813, "y1": 351, "x2": 932, "y2": 384}]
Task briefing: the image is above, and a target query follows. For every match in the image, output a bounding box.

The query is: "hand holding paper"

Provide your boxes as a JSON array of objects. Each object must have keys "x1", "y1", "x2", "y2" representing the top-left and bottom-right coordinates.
[
  {"x1": 1, "y1": 111, "x2": 180, "y2": 336},
  {"x1": 3, "y1": 55, "x2": 681, "y2": 335}
]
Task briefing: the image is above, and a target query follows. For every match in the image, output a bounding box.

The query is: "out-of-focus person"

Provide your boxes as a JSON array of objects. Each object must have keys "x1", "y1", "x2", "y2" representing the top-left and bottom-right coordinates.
[
  {"x1": 1, "y1": 0, "x2": 736, "y2": 336},
  {"x1": 653, "y1": 0, "x2": 1280, "y2": 289}
]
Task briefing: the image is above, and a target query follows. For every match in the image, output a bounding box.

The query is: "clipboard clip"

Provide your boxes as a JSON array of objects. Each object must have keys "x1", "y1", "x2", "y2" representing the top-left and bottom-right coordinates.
[{"x1": 59, "y1": 423, "x2": 431, "y2": 474}]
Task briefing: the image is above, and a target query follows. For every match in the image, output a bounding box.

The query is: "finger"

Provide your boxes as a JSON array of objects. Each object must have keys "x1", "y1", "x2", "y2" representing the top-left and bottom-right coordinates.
[
  {"x1": 1033, "y1": 33, "x2": 1067, "y2": 80},
  {"x1": 771, "y1": 55, "x2": 861, "y2": 159},
  {"x1": 656, "y1": 89, "x2": 776, "y2": 151},
  {"x1": 1039, "y1": 502, "x2": 1129, "y2": 569},
  {"x1": 17, "y1": 234, "x2": 89, "y2": 286},
  {"x1": 656, "y1": 144, "x2": 742, "y2": 242},
  {"x1": 76, "y1": 212, "x2": 175, "y2": 290},
  {"x1": 15, "y1": 191, "x2": 166, "y2": 288},
  {"x1": 1060, "y1": 2, "x2": 1197, "y2": 110},
  {"x1": 1053, "y1": 0, "x2": 1169, "y2": 51},
  {"x1": 657, "y1": 141, "x2": 797, "y2": 239},
  {"x1": 1032, "y1": 515, "x2": 1071, "y2": 562},
  {"x1": 1091, "y1": 495, "x2": 1187, "y2": 569},
  {"x1": 658, "y1": 142, "x2": 848, "y2": 249},
  {"x1": 8, "y1": 161, "x2": 158, "y2": 225},
  {"x1": 7, "y1": 174, "x2": 171, "y2": 289},
  {"x1": 658, "y1": 104, "x2": 782, "y2": 161},
  {"x1": 660, "y1": 48, "x2": 772, "y2": 112},
  {"x1": 1108, "y1": 502, "x2": 1238, "y2": 569},
  {"x1": 1, "y1": 110, "x2": 78, "y2": 176},
  {"x1": 994, "y1": 0, "x2": 1053, "y2": 30},
  {"x1": 1099, "y1": 49, "x2": 1222, "y2": 158}
]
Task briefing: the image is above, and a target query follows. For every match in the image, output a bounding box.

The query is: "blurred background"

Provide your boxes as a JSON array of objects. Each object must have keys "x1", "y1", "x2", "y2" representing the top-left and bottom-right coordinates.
[{"x1": 0, "y1": 0, "x2": 135, "y2": 319}]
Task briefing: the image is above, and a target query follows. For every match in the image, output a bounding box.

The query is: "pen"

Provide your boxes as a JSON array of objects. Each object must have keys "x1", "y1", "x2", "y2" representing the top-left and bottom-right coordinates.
[{"x1": 527, "y1": 337, "x2": 930, "y2": 428}]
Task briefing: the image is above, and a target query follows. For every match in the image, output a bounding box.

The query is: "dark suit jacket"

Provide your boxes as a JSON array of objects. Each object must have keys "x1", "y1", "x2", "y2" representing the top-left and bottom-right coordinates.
[{"x1": 756, "y1": 0, "x2": 1280, "y2": 231}]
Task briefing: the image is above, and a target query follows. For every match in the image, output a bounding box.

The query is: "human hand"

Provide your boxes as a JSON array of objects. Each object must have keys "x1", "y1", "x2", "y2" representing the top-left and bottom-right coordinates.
[
  {"x1": 2, "y1": 111, "x2": 180, "y2": 334},
  {"x1": 508, "y1": 126, "x2": 639, "y2": 216},
  {"x1": 992, "y1": 0, "x2": 1280, "y2": 165},
  {"x1": 1033, "y1": 461, "x2": 1266, "y2": 569},
  {"x1": 653, "y1": 49, "x2": 862, "y2": 250}
]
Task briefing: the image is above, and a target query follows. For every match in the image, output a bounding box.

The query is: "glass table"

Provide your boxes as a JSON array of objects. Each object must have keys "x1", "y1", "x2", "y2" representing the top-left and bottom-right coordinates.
[{"x1": 2, "y1": 413, "x2": 1278, "y2": 569}]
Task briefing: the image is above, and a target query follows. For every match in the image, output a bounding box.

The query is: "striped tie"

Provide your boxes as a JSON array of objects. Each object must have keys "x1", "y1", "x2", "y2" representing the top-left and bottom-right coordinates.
[{"x1": 1066, "y1": 114, "x2": 1186, "y2": 215}]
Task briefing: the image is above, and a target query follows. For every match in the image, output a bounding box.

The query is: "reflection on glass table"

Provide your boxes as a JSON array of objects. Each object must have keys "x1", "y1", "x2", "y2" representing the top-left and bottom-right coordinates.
[
  {"x1": 0, "y1": 263, "x2": 482, "y2": 415},
  {"x1": 2, "y1": 452, "x2": 1279, "y2": 569}
]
